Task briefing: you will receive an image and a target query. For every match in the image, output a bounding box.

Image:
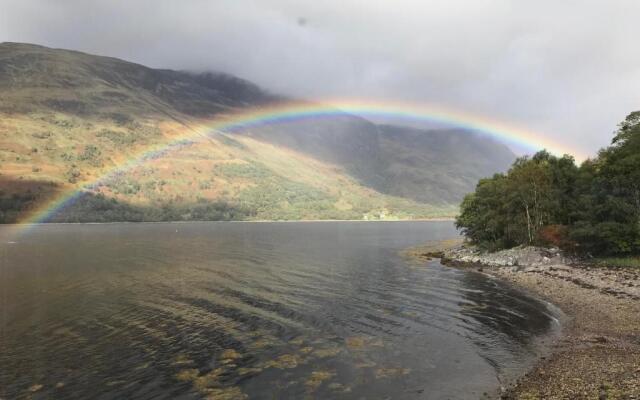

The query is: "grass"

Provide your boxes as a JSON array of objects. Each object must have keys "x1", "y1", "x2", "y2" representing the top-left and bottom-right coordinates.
[{"x1": 592, "y1": 256, "x2": 640, "y2": 269}]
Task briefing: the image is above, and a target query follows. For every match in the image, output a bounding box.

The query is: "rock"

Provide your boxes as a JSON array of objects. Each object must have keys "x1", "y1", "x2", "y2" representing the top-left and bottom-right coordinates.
[
  {"x1": 599, "y1": 385, "x2": 608, "y2": 400},
  {"x1": 28, "y1": 384, "x2": 43, "y2": 393}
]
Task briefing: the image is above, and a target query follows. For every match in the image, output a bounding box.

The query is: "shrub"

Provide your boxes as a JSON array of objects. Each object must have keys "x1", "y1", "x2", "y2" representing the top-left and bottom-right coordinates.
[{"x1": 537, "y1": 224, "x2": 576, "y2": 251}]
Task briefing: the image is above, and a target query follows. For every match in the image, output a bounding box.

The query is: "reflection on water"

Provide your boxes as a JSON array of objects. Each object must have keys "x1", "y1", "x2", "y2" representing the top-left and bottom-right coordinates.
[{"x1": 0, "y1": 222, "x2": 559, "y2": 399}]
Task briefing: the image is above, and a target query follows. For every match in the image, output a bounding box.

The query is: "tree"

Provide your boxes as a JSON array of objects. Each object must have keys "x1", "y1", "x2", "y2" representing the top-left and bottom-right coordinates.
[
  {"x1": 456, "y1": 174, "x2": 512, "y2": 250},
  {"x1": 571, "y1": 112, "x2": 640, "y2": 255},
  {"x1": 505, "y1": 154, "x2": 554, "y2": 244}
]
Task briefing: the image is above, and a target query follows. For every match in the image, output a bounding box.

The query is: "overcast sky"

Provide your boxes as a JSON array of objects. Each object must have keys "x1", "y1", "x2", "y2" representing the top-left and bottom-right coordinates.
[{"x1": 2, "y1": 0, "x2": 639, "y2": 157}]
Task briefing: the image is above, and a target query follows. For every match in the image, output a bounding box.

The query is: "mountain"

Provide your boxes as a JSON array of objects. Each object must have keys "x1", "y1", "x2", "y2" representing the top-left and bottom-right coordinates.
[
  {"x1": 0, "y1": 43, "x2": 515, "y2": 222},
  {"x1": 243, "y1": 122, "x2": 516, "y2": 204}
]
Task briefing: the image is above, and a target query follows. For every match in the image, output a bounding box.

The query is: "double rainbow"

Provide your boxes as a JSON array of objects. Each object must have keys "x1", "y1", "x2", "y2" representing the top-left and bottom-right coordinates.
[{"x1": 13, "y1": 99, "x2": 582, "y2": 229}]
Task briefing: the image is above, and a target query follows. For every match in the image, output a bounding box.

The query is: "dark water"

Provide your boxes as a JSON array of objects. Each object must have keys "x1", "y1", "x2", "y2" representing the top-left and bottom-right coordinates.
[{"x1": 0, "y1": 221, "x2": 560, "y2": 399}]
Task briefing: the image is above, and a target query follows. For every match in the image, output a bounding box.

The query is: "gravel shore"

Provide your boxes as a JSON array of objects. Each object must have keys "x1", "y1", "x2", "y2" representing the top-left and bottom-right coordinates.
[{"x1": 405, "y1": 241, "x2": 640, "y2": 399}]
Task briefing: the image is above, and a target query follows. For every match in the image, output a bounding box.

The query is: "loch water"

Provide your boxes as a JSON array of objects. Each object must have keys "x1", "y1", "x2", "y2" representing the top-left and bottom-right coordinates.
[{"x1": 0, "y1": 221, "x2": 560, "y2": 399}]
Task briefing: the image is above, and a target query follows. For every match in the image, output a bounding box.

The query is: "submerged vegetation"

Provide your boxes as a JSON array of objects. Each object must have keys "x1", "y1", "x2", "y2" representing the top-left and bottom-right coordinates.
[{"x1": 457, "y1": 111, "x2": 640, "y2": 256}]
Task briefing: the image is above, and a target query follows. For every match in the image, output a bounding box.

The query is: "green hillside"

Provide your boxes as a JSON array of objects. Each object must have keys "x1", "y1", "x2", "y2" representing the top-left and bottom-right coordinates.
[{"x1": 0, "y1": 43, "x2": 513, "y2": 222}]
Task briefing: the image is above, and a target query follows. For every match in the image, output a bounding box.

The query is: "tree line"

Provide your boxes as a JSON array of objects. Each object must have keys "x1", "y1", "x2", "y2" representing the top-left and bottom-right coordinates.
[
  {"x1": 0, "y1": 191, "x2": 254, "y2": 224},
  {"x1": 456, "y1": 112, "x2": 640, "y2": 256}
]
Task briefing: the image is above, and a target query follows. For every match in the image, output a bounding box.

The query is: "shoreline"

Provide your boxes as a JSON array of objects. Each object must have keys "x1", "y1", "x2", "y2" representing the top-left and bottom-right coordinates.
[{"x1": 404, "y1": 241, "x2": 640, "y2": 399}]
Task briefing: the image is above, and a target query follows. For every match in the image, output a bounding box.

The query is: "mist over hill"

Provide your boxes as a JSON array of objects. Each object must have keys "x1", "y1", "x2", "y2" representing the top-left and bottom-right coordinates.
[{"x1": 0, "y1": 43, "x2": 515, "y2": 222}]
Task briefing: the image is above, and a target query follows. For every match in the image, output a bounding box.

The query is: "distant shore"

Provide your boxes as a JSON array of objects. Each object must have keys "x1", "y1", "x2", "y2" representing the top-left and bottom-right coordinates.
[
  {"x1": 404, "y1": 241, "x2": 640, "y2": 399},
  {"x1": 1, "y1": 218, "x2": 455, "y2": 226}
]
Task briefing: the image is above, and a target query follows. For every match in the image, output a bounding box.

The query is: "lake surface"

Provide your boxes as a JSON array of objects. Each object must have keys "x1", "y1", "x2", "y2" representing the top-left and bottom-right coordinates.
[{"x1": 0, "y1": 221, "x2": 560, "y2": 399}]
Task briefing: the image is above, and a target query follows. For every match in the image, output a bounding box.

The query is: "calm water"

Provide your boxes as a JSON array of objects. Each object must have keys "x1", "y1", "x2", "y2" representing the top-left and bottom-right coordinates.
[{"x1": 0, "y1": 221, "x2": 559, "y2": 399}]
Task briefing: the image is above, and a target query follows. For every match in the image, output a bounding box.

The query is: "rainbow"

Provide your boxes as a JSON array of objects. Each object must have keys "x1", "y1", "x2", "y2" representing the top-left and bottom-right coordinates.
[{"x1": 12, "y1": 98, "x2": 584, "y2": 231}]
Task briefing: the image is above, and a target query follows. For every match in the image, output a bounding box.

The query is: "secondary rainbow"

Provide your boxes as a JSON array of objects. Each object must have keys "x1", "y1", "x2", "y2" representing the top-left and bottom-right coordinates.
[{"x1": 14, "y1": 99, "x2": 583, "y2": 230}]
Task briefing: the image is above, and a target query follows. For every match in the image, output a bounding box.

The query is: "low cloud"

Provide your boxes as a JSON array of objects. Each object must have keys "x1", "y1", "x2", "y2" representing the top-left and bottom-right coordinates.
[{"x1": 2, "y1": 0, "x2": 639, "y2": 156}]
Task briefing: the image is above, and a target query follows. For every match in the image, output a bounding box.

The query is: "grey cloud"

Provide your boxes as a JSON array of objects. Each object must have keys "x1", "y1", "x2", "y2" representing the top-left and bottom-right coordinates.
[{"x1": 2, "y1": 0, "x2": 639, "y2": 157}]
